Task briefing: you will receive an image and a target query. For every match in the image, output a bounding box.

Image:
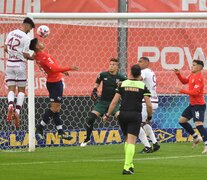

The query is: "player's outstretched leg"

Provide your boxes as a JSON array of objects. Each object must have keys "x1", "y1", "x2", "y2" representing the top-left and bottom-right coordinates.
[
  {"x1": 80, "y1": 112, "x2": 97, "y2": 147},
  {"x1": 138, "y1": 127, "x2": 152, "y2": 153}
]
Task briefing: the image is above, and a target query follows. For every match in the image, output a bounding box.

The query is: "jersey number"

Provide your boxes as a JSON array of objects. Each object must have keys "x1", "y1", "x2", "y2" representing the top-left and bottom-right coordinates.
[
  {"x1": 152, "y1": 74, "x2": 157, "y2": 88},
  {"x1": 7, "y1": 37, "x2": 20, "y2": 51}
]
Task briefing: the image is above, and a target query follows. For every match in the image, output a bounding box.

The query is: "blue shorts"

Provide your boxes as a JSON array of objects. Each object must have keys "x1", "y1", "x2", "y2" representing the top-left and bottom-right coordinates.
[
  {"x1": 46, "y1": 81, "x2": 63, "y2": 103},
  {"x1": 181, "y1": 104, "x2": 206, "y2": 122}
]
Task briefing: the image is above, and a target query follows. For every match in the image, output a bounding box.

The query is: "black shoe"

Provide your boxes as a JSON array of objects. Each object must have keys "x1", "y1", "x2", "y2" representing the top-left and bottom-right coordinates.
[
  {"x1": 153, "y1": 142, "x2": 160, "y2": 152},
  {"x1": 58, "y1": 130, "x2": 73, "y2": 141},
  {"x1": 129, "y1": 167, "x2": 134, "y2": 173},
  {"x1": 36, "y1": 125, "x2": 44, "y2": 139},
  {"x1": 122, "y1": 169, "x2": 134, "y2": 175},
  {"x1": 139, "y1": 146, "x2": 152, "y2": 153}
]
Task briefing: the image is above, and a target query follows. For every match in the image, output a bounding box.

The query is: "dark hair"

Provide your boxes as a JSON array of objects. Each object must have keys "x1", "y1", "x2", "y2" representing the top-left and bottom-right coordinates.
[
  {"x1": 131, "y1": 64, "x2": 141, "y2": 78},
  {"x1": 29, "y1": 38, "x2": 38, "y2": 51},
  {"x1": 110, "y1": 58, "x2": 118, "y2": 63},
  {"x1": 23, "y1": 17, "x2": 35, "y2": 28},
  {"x1": 193, "y1": 59, "x2": 204, "y2": 67},
  {"x1": 140, "y1": 56, "x2": 150, "y2": 62}
]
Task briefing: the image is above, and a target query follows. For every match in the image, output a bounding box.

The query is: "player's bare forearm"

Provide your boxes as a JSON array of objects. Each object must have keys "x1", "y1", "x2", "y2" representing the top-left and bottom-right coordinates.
[
  {"x1": 107, "y1": 93, "x2": 120, "y2": 116},
  {"x1": 23, "y1": 52, "x2": 35, "y2": 60}
]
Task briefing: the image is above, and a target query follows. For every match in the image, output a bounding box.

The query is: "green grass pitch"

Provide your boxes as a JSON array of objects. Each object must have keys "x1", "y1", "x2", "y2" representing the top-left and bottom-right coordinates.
[{"x1": 0, "y1": 143, "x2": 207, "y2": 180}]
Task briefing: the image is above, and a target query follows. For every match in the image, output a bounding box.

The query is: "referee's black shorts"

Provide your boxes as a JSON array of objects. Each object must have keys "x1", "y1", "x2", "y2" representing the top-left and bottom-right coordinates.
[
  {"x1": 118, "y1": 111, "x2": 142, "y2": 137},
  {"x1": 46, "y1": 80, "x2": 63, "y2": 103}
]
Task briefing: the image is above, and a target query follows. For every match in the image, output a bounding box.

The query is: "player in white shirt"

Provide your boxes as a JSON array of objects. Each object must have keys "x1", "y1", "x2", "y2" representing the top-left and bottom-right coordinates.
[
  {"x1": 138, "y1": 57, "x2": 160, "y2": 153},
  {"x1": 4, "y1": 17, "x2": 35, "y2": 128}
]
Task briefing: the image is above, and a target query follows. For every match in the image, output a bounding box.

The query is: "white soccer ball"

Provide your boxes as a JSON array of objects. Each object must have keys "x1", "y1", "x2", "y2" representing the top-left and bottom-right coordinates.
[{"x1": 37, "y1": 25, "x2": 50, "y2": 38}]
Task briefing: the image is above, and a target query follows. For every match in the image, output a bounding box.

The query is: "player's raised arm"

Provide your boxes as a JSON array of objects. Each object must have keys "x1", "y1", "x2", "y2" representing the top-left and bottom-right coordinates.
[{"x1": 173, "y1": 68, "x2": 189, "y2": 84}]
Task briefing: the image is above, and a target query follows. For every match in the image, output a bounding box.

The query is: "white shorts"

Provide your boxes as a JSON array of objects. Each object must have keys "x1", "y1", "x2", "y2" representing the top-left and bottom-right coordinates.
[
  {"x1": 142, "y1": 102, "x2": 158, "y2": 122},
  {"x1": 5, "y1": 62, "x2": 27, "y2": 87}
]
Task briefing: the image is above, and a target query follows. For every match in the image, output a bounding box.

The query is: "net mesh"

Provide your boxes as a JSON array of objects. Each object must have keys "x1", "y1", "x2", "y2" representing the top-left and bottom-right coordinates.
[{"x1": 1, "y1": 15, "x2": 207, "y2": 150}]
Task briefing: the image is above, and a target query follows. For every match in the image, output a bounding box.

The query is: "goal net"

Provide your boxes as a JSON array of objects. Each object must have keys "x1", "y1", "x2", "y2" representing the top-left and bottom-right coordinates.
[{"x1": 1, "y1": 13, "x2": 207, "y2": 151}]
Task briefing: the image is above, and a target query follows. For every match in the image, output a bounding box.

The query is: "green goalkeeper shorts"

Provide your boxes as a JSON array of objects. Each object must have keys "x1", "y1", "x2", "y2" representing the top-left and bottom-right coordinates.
[{"x1": 93, "y1": 100, "x2": 120, "y2": 116}]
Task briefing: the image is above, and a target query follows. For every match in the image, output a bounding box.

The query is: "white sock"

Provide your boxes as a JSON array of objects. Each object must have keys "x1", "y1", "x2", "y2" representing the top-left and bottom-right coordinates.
[
  {"x1": 40, "y1": 120, "x2": 47, "y2": 127},
  {"x1": 16, "y1": 92, "x2": 25, "y2": 114},
  {"x1": 143, "y1": 124, "x2": 157, "y2": 144},
  {"x1": 56, "y1": 125, "x2": 63, "y2": 130},
  {"x1": 7, "y1": 91, "x2": 15, "y2": 107},
  {"x1": 139, "y1": 127, "x2": 151, "y2": 147}
]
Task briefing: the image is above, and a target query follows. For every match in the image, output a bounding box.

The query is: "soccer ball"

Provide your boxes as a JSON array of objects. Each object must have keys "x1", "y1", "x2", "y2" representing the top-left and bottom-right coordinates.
[{"x1": 37, "y1": 25, "x2": 50, "y2": 38}]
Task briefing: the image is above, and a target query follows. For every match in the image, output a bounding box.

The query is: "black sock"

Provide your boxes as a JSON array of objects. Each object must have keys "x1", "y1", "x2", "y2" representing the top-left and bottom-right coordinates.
[
  {"x1": 85, "y1": 113, "x2": 97, "y2": 141},
  {"x1": 179, "y1": 122, "x2": 195, "y2": 135},
  {"x1": 196, "y1": 125, "x2": 207, "y2": 142},
  {"x1": 42, "y1": 109, "x2": 54, "y2": 125},
  {"x1": 53, "y1": 112, "x2": 62, "y2": 127}
]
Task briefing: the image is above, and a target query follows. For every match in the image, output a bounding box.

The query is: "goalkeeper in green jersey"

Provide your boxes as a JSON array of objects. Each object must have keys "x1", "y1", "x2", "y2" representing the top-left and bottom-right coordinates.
[{"x1": 80, "y1": 58, "x2": 127, "y2": 147}]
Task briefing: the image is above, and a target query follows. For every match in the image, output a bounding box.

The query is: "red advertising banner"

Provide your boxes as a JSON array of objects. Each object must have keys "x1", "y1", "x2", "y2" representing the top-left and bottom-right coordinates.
[
  {"x1": 128, "y1": 0, "x2": 207, "y2": 12},
  {"x1": 1, "y1": 0, "x2": 207, "y2": 14},
  {"x1": 2, "y1": 21, "x2": 207, "y2": 96}
]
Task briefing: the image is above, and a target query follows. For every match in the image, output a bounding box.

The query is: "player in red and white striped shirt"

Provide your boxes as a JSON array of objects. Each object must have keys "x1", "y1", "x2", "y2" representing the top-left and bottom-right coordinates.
[
  {"x1": 29, "y1": 38, "x2": 78, "y2": 140},
  {"x1": 174, "y1": 59, "x2": 207, "y2": 154}
]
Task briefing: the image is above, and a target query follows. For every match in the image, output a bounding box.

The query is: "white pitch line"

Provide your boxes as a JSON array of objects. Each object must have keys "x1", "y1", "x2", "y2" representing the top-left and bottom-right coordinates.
[{"x1": 0, "y1": 154, "x2": 206, "y2": 166}]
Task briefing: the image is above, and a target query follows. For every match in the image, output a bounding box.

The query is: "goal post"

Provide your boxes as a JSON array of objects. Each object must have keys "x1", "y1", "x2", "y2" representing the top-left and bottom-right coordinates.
[{"x1": 1, "y1": 13, "x2": 207, "y2": 151}]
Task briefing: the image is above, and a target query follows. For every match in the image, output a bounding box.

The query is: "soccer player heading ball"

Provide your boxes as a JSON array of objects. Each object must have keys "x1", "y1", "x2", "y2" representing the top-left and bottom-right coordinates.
[
  {"x1": 29, "y1": 38, "x2": 78, "y2": 140},
  {"x1": 4, "y1": 17, "x2": 35, "y2": 128}
]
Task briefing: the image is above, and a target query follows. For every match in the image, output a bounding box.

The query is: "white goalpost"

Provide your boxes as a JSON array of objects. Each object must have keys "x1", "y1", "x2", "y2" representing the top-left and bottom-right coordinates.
[{"x1": 1, "y1": 13, "x2": 207, "y2": 152}]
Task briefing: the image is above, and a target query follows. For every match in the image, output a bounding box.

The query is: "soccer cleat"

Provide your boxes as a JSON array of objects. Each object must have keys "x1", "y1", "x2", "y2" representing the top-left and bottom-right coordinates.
[
  {"x1": 139, "y1": 146, "x2": 152, "y2": 153},
  {"x1": 80, "y1": 139, "x2": 90, "y2": 147},
  {"x1": 58, "y1": 130, "x2": 73, "y2": 141},
  {"x1": 13, "y1": 111, "x2": 20, "y2": 128},
  {"x1": 202, "y1": 146, "x2": 207, "y2": 154},
  {"x1": 129, "y1": 167, "x2": 134, "y2": 173},
  {"x1": 7, "y1": 106, "x2": 14, "y2": 122},
  {"x1": 36, "y1": 125, "x2": 44, "y2": 139},
  {"x1": 192, "y1": 136, "x2": 202, "y2": 148},
  {"x1": 153, "y1": 142, "x2": 160, "y2": 152},
  {"x1": 122, "y1": 169, "x2": 134, "y2": 175}
]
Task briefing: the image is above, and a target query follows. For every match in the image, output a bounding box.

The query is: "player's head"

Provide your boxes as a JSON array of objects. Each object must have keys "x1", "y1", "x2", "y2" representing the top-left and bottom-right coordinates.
[
  {"x1": 22, "y1": 17, "x2": 35, "y2": 34},
  {"x1": 29, "y1": 38, "x2": 44, "y2": 52},
  {"x1": 108, "y1": 58, "x2": 118, "y2": 74},
  {"x1": 131, "y1": 64, "x2": 141, "y2": 78},
  {"x1": 138, "y1": 56, "x2": 150, "y2": 69},
  {"x1": 191, "y1": 59, "x2": 204, "y2": 73}
]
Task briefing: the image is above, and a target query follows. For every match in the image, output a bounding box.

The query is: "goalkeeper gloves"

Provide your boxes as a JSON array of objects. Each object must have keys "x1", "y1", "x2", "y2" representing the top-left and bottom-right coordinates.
[{"x1": 91, "y1": 88, "x2": 98, "y2": 101}]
